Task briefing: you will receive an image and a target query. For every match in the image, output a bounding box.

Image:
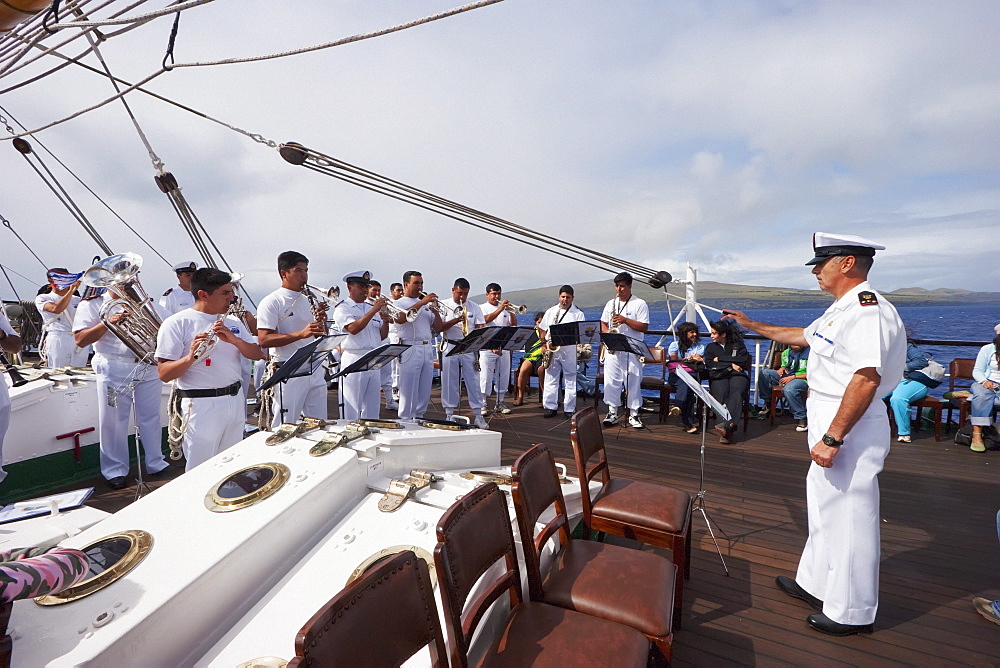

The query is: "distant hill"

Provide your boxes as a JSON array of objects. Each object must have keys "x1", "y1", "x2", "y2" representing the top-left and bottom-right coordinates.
[{"x1": 478, "y1": 280, "x2": 1000, "y2": 314}]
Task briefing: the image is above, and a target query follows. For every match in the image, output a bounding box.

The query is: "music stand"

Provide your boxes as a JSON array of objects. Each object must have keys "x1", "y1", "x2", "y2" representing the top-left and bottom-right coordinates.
[
  {"x1": 673, "y1": 366, "x2": 731, "y2": 575},
  {"x1": 454, "y1": 326, "x2": 534, "y2": 433},
  {"x1": 538, "y1": 321, "x2": 600, "y2": 431},
  {"x1": 598, "y1": 332, "x2": 653, "y2": 434},
  {"x1": 333, "y1": 343, "x2": 410, "y2": 420},
  {"x1": 258, "y1": 334, "x2": 345, "y2": 425}
]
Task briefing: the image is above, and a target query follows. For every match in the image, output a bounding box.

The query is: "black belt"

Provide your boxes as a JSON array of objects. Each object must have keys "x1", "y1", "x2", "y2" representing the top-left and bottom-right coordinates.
[{"x1": 175, "y1": 381, "x2": 241, "y2": 399}]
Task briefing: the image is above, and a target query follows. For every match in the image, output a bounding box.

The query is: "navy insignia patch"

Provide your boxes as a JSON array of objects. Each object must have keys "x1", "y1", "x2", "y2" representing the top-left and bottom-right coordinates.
[
  {"x1": 858, "y1": 291, "x2": 878, "y2": 306},
  {"x1": 162, "y1": 288, "x2": 173, "y2": 296}
]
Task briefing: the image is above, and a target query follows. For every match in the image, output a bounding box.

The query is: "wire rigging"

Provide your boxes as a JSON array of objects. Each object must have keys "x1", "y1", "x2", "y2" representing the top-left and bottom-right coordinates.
[
  {"x1": 164, "y1": 0, "x2": 507, "y2": 70},
  {"x1": 1, "y1": 213, "x2": 48, "y2": 270}
]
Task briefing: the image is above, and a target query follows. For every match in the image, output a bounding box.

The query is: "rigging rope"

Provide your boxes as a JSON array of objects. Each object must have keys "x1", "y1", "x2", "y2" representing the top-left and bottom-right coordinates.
[
  {"x1": 0, "y1": 104, "x2": 170, "y2": 265},
  {"x1": 1, "y1": 264, "x2": 22, "y2": 301},
  {"x1": 164, "y1": 0, "x2": 507, "y2": 70},
  {"x1": 1, "y1": 213, "x2": 47, "y2": 270},
  {"x1": 47, "y1": 0, "x2": 216, "y2": 29}
]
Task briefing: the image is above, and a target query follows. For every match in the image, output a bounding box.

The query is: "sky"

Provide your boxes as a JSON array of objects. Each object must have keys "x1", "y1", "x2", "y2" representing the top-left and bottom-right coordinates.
[{"x1": 1, "y1": 0, "x2": 998, "y2": 305}]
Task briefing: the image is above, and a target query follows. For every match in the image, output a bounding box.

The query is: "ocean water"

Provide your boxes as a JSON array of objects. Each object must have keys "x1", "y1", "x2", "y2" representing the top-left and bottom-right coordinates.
[{"x1": 568, "y1": 302, "x2": 999, "y2": 400}]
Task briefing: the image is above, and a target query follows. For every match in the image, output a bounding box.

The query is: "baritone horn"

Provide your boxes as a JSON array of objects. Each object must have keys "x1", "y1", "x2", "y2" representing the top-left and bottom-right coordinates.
[{"x1": 82, "y1": 253, "x2": 162, "y2": 363}]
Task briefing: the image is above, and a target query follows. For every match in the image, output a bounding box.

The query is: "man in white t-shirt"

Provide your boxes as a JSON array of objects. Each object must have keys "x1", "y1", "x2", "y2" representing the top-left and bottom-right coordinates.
[
  {"x1": 367, "y1": 280, "x2": 397, "y2": 411},
  {"x1": 0, "y1": 306, "x2": 23, "y2": 485},
  {"x1": 479, "y1": 282, "x2": 518, "y2": 414},
  {"x1": 35, "y1": 268, "x2": 88, "y2": 367},
  {"x1": 158, "y1": 261, "x2": 198, "y2": 316},
  {"x1": 256, "y1": 251, "x2": 329, "y2": 428},
  {"x1": 601, "y1": 272, "x2": 650, "y2": 429},
  {"x1": 155, "y1": 268, "x2": 265, "y2": 471},
  {"x1": 539, "y1": 285, "x2": 586, "y2": 419},
  {"x1": 74, "y1": 290, "x2": 168, "y2": 489},
  {"x1": 334, "y1": 271, "x2": 389, "y2": 420},
  {"x1": 387, "y1": 282, "x2": 404, "y2": 404},
  {"x1": 439, "y1": 278, "x2": 487, "y2": 428},
  {"x1": 392, "y1": 271, "x2": 444, "y2": 421}
]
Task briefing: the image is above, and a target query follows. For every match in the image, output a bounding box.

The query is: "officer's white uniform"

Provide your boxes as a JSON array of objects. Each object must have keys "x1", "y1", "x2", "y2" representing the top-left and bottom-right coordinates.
[
  {"x1": 158, "y1": 261, "x2": 198, "y2": 316},
  {"x1": 155, "y1": 309, "x2": 255, "y2": 471},
  {"x1": 478, "y1": 302, "x2": 514, "y2": 407},
  {"x1": 257, "y1": 287, "x2": 328, "y2": 427},
  {"x1": 439, "y1": 299, "x2": 485, "y2": 419},
  {"x1": 797, "y1": 280, "x2": 905, "y2": 626},
  {"x1": 74, "y1": 295, "x2": 167, "y2": 480},
  {"x1": 0, "y1": 308, "x2": 17, "y2": 484},
  {"x1": 333, "y1": 298, "x2": 384, "y2": 420},
  {"x1": 35, "y1": 292, "x2": 88, "y2": 367},
  {"x1": 393, "y1": 297, "x2": 436, "y2": 420},
  {"x1": 158, "y1": 287, "x2": 194, "y2": 316},
  {"x1": 600, "y1": 296, "x2": 649, "y2": 415},
  {"x1": 540, "y1": 303, "x2": 585, "y2": 413}
]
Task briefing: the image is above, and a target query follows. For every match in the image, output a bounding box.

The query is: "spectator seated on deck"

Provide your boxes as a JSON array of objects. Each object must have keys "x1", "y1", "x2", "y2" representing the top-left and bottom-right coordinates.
[
  {"x1": 884, "y1": 340, "x2": 944, "y2": 443},
  {"x1": 968, "y1": 327, "x2": 1000, "y2": 453},
  {"x1": 757, "y1": 343, "x2": 809, "y2": 432}
]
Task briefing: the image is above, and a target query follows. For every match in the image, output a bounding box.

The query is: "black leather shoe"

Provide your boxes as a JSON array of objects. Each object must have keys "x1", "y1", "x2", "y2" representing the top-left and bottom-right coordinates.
[
  {"x1": 776, "y1": 576, "x2": 823, "y2": 611},
  {"x1": 107, "y1": 476, "x2": 128, "y2": 490},
  {"x1": 564, "y1": 411, "x2": 573, "y2": 419},
  {"x1": 807, "y1": 612, "x2": 873, "y2": 636},
  {"x1": 147, "y1": 465, "x2": 171, "y2": 478},
  {"x1": 543, "y1": 409, "x2": 557, "y2": 418}
]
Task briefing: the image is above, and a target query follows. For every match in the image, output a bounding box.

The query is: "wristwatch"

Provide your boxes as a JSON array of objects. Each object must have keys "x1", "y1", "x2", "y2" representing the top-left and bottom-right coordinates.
[{"x1": 822, "y1": 433, "x2": 844, "y2": 448}]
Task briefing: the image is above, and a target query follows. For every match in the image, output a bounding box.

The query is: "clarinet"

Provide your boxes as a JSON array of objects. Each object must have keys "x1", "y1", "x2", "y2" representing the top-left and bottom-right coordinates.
[{"x1": 0, "y1": 350, "x2": 29, "y2": 388}]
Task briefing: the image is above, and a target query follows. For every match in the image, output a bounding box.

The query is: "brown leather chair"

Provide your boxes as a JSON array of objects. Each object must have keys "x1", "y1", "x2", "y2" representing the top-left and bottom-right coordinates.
[
  {"x1": 947, "y1": 358, "x2": 977, "y2": 427},
  {"x1": 570, "y1": 406, "x2": 693, "y2": 628},
  {"x1": 287, "y1": 550, "x2": 447, "y2": 667},
  {"x1": 434, "y1": 482, "x2": 651, "y2": 667},
  {"x1": 511, "y1": 443, "x2": 677, "y2": 659}
]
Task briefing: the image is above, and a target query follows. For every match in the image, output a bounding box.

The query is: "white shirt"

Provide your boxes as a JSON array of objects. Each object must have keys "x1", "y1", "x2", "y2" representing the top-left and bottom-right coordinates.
[
  {"x1": 333, "y1": 299, "x2": 384, "y2": 352},
  {"x1": 35, "y1": 292, "x2": 80, "y2": 333},
  {"x1": 600, "y1": 296, "x2": 649, "y2": 341},
  {"x1": 72, "y1": 295, "x2": 131, "y2": 358},
  {"x1": 440, "y1": 299, "x2": 484, "y2": 341},
  {"x1": 158, "y1": 285, "x2": 195, "y2": 316},
  {"x1": 541, "y1": 304, "x2": 585, "y2": 344},
  {"x1": 802, "y1": 281, "x2": 905, "y2": 400},
  {"x1": 480, "y1": 302, "x2": 514, "y2": 329},
  {"x1": 155, "y1": 309, "x2": 254, "y2": 390},
  {"x1": 393, "y1": 297, "x2": 435, "y2": 342},
  {"x1": 256, "y1": 287, "x2": 317, "y2": 363},
  {"x1": 0, "y1": 308, "x2": 15, "y2": 402}
]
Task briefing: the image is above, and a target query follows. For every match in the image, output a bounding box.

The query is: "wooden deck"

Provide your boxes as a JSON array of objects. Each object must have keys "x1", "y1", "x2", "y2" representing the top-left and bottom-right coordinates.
[{"x1": 70, "y1": 386, "x2": 1000, "y2": 666}]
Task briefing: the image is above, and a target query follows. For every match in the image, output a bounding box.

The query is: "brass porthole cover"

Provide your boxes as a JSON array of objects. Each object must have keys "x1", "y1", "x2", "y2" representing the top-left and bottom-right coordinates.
[
  {"x1": 204, "y1": 463, "x2": 290, "y2": 513},
  {"x1": 35, "y1": 530, "x2": 153, "y2": 606},
  {"x1": 346, "y1": 545, "x2": 437, "y2": 589}
]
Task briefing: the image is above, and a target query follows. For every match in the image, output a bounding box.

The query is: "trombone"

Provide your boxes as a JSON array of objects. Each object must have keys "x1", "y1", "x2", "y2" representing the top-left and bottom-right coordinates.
[{"x1": 365, "y1": 298, "x2": 419, "y2": 323}]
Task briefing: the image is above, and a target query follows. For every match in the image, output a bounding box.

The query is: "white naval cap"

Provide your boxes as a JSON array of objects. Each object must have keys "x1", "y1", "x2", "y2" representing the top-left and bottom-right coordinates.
[
  {"x1": 342, "y1": 270, "x2": 372, "y2": 284},
  {"x1": 172, "y1": 261, "x2": 198, "y2": 273},
  {"x1": 805, "y1": 232, "x2": 886, "y2": 266}
]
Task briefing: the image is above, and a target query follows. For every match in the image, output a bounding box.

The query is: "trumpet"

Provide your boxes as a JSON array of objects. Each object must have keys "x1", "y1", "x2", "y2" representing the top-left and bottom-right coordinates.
[
  {"x1": 503, "y1": 303, "x2": 528, "y2": 315},
  {"x1": 365, "y1": 298, "x2": 419, "y2": 323},
  {"x1": 418, "y1": 291, "x2": 463, "y2": 319}
]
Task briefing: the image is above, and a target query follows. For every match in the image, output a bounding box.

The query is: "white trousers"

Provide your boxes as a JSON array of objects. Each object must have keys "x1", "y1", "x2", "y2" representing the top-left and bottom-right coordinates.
[
  {"x1": 181, "y1": 394, "x2": 244, "y2": 471},
  {"x1": 270, "y1": 362, "x2": 328, "y2": 428},
  {"x1": 479, "y1": 350, "x2": 511, "y2": 403},
  {"x1": 380, "y1": 357, "x2": 393, "y2": 399},
  {"x1": 542, "y1": 348, "x2": 577, "y2": 412},
  {"x1": 441, "y1": 348, "x2": 484, "y2": 413},
  {"x1": 93, "y1": 354, "x2": 166, "y2": 480},
  {"x1": 42, "y1": 331, "x2": 89, "y2": 368},
  {"x1": 397, "y1": 344, "x2": 435, "y2": 420},
  {"x1": 0, "y1": 391, "x2": 9, "y2": 484},
  {"x1": 340, "y1": 351, "x2": 381, "y2": 420},
  {"x1": 797, "y1": 396, "x2": 888, "y2": 626},
  {"x1": 603, "y1": 351, "x2": 642, "y2": 413}
]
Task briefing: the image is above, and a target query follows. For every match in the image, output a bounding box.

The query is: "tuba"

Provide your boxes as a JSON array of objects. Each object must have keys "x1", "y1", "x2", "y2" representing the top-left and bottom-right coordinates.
[{"x1": 82, "y1": 253, "x2": 162, "y2": 363}]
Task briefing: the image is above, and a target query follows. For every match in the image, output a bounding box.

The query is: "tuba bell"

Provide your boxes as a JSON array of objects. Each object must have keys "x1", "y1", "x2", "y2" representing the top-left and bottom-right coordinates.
[{"x1": 82, "y1": 253, "x2": 162, "y2": 363}]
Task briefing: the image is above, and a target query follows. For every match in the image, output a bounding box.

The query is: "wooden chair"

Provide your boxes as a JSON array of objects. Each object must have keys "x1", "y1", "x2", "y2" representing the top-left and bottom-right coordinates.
[
  {"x1": 914, "y1": 395, "x2": 944, "y2": 441},
  {"x1": 434, "y1": 482, "x2": 651, "y2": 667},
  {"x1": 569, "y1": 406, "x2": 693, "y2": 628},
  {"x1": 512, "y1": 443, "x2": 677, "y2": 657},
  {"x1": 286, "y1": 550, "x2": 447, "y2": 667},
  {"x1": 946, "y1": 358, "x2": 977, "y2": 427}
]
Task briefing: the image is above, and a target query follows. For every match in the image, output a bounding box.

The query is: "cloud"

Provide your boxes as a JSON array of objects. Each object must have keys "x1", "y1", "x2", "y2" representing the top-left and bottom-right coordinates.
[{"x1": 1, "y1": 0, "x2": 998, "y2": 303}]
